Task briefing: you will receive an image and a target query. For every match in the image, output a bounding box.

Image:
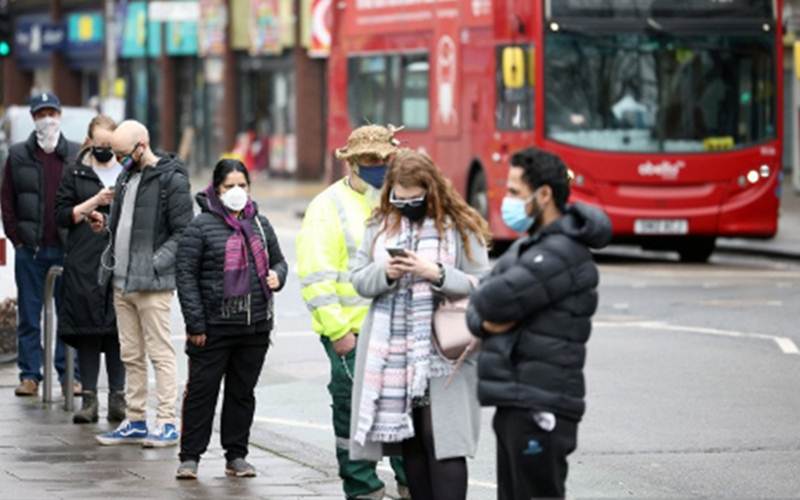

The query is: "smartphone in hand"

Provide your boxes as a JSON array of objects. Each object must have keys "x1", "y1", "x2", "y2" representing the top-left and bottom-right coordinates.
[{"x1": 386, "y1": 247, "x2": 408, "y2": 258}]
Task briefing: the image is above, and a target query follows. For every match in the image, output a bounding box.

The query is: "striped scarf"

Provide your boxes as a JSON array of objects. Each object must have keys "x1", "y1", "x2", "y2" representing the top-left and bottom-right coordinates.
[
  {"x1": 203, "y1": 184, "x2": 271, "y2": 317},
  {"x1": 354, "y1": 217, "x2": 456, "y2": 445}
]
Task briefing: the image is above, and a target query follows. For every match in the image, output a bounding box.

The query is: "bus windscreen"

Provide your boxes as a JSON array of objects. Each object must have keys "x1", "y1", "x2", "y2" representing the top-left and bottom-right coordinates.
[
  {"x1": 549, "y1": 0, "x2": 773, "y2": 19},
  {"x1": 544, "y1": 32, "x2": 776, "y2": 153}
]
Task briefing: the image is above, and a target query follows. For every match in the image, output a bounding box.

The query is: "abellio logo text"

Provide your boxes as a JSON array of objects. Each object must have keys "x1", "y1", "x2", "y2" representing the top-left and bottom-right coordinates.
[{"x1": 637, "y1": 160, "x2": 686, "y2": 180}]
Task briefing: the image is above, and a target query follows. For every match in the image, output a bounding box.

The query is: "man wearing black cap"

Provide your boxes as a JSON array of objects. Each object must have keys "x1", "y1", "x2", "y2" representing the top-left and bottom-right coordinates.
[{"x1": 0, "y1": 92, "x2": 81, "y2": 396}]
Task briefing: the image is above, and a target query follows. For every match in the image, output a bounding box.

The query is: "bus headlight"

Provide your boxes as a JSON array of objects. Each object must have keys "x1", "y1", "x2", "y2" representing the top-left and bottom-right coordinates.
[
  {"x1": 759, "y1": 165, "x2": 770, "y2": 178},
  {"x1": 746, "y1": 170, "x2": 760, "y2": 184}
]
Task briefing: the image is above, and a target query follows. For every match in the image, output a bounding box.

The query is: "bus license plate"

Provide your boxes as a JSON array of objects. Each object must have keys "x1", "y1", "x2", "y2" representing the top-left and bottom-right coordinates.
[{"x1": 634, "y1": 219, "x2": 689, "y2": 235}]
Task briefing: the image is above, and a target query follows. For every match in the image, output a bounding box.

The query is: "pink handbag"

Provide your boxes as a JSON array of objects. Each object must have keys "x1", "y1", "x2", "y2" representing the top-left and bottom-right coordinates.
[{"x1": 432, "y1": 277, "x2": 480, "y2": 385}]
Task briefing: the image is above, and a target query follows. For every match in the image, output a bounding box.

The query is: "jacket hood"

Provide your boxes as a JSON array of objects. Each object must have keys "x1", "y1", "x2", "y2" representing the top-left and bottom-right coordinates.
[
  {"x1": 153, "y1": 151, "x2": 188, "y2": 177},
  {"x1": 542, "y1": 202, "x2": 612, "y2": 249}
]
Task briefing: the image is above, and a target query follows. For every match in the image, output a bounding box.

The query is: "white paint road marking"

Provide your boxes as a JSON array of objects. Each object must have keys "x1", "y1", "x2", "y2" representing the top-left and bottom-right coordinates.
[
  {"x1": 595, "y1": 321, "x2": 800, "y2": 355},
  {"x1": 376, "y1": 465, "x2": 497, "y2": 490},
  {"x1": 251, "y1": 417, "x2": 500, "y2": 489},
  {"x1": 252, "y1": 416, "x2": 331, "y2": 431}
]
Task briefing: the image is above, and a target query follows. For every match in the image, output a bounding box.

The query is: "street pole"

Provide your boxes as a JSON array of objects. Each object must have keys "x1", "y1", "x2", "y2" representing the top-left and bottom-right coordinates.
[{"x1": 104, "y1": 0, "x2": 117, "y2": 100}]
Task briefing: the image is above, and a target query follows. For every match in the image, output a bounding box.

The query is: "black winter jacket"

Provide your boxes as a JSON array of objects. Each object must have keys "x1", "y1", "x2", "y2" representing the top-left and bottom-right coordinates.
[
  {"x1": 104, "y1": 153, "x2": 194, "y2": 293},
  {"x1": 176, "y1": 192, "x2": 288, "y2": 336},
  {"x1": 4, "y1": 132, "x2": 79, "y2": 248},
  {"x1": 54, "y1": 150, "x2": 118, "y2": 343},
  {"x1": 467, "y1": 203, "x2": 612, "y2": 421}
]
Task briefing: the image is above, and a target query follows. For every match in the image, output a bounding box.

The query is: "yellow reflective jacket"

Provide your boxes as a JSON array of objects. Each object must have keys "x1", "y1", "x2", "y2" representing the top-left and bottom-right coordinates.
[{"x1": 296, "y1": 179, "x2": 376, "y2": 341}]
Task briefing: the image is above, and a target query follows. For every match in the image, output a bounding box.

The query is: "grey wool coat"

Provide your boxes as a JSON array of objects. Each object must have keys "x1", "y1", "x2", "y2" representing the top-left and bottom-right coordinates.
[{"x1": 348, "y1": 222, "x2": 490, "y2": 461}]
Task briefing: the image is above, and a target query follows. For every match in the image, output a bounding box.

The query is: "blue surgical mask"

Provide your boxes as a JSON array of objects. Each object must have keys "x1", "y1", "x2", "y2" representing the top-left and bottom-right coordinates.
[
  {"x1": 358, "y1": 164, "x2": 388, "y2": 189},
  {"x1": 501, "y1": 195, "x2": 535, "y2": 233}
]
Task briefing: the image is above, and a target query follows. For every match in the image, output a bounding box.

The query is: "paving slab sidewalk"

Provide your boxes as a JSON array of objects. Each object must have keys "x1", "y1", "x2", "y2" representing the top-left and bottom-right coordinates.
[{"x1": 0, "y1": 363, "x2": 344, "y2": 500}]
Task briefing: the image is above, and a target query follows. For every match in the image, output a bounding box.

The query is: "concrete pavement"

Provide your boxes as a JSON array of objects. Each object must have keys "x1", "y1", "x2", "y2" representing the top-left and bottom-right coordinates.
[{"x1": 0, "y1": 361, "x2": 345, "y2": 500}]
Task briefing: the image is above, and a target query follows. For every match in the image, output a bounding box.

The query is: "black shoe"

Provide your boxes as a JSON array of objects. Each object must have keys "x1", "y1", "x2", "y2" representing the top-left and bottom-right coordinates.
[
  {"x1": 107, "y1": 390, "x2": 126, "y2": 422},
  {"x1": 73, "y1": 390, "x2": 99, "y2": 424}
]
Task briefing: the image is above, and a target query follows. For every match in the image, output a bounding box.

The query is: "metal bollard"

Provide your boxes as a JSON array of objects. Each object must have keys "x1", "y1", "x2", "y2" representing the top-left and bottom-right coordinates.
[{"x1": 42, "y1": 265, "x2": 74, "y2": 410}]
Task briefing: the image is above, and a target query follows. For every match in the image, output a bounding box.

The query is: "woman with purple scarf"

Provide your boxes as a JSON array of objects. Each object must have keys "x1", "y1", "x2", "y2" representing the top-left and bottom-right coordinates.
[{"x1": 174, "y1": 159, "x2": 287, "y2": 480}]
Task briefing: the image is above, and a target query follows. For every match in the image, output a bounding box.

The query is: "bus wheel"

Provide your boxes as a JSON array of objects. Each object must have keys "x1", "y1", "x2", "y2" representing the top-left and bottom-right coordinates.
[
  {"x1": 468, "y1": 168, "x2": 488, "y2": 219},
  {"x1": 677, "y1": 237, "x2": 716, "y2": 263}
]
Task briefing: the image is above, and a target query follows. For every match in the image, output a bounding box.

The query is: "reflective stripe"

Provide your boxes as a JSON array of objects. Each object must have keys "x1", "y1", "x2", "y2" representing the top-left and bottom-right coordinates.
[
  {"x1": 305, "y1": 294, "x2": 340, "y2": 311},
  {"x1": 300, "y1": 270, "x2": 340, "y2": 287},
  {"x1": 335, "y1": 437, "x2": 350, "y2": 450},
  {"x1": 341, "y1": 295, "x2": 372, "y2": 308},
  {"x1": 328, "y1": 191, "x2": 358, "y2": 261},
  {"x1": 306, "y1": 294, "x2": 371, "y2": 311},
  {"x1": 300, "y1": 270, "x2": 353, "y2": 288}
]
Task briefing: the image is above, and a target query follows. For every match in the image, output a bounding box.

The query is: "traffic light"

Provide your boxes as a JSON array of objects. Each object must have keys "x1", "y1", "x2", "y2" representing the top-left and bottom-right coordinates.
[{"x1": 0, "y1": 4, "x2": 10, "y2": 58}]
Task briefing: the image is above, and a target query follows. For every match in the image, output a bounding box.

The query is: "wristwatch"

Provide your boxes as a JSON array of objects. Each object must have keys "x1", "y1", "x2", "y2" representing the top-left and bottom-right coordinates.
[{"x1": 434, "y1": 262, "x2": 446, "y2": 287}]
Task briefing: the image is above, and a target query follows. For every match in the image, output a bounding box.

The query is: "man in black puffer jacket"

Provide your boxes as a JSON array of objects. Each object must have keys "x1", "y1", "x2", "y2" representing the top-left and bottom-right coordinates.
[
  {"x1": 1, "y1": 93, "x2": 80, "y2": 397},
  {"x1": 467, "y1": 147, "x2": 611, "y2": 500}
]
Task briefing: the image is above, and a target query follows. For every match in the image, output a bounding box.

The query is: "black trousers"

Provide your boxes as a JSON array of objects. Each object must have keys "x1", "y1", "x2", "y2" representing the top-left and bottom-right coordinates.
[
  {"x1": 493, "y1": 407, "x2": 578, "y2": 500},
  {"x1": 401, "y1": 405, "x2": 468, "y2": 500},
  {"x1": 76, "y1": 336, "x2": 125, "y2": 392},
  {"x1": 179, "y1": 333, "x2": 269, "y2": 463}
]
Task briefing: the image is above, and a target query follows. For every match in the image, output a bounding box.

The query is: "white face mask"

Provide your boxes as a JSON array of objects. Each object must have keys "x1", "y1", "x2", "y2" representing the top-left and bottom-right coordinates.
[
  {"x1": 220, "y1": 186, "x2": 249, "y2": 211},
  {"x1": 34, "y1": 116, "x2": 61, "y2": 153}
]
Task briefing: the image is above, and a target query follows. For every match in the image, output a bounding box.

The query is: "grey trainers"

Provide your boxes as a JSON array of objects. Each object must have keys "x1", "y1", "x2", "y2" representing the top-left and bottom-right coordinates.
[
  {"x1": 224, "y1": 458, "x2": 256, "y2": 477},
  {"x1": 176, "y1": 460, "x2": 198, "y2": 480}
]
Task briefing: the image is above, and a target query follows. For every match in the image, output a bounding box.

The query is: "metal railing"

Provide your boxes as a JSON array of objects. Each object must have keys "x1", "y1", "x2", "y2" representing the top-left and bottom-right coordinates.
[{"x1": 42, "y1": 265, "x2": 75, "y2": 411}]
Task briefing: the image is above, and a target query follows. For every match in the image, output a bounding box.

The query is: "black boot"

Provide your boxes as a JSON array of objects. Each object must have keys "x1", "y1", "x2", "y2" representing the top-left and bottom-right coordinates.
[
  {"x1": 73, "y1": 390, "x2": 99, "y2": 424},
  {"x1": 108, "y1": 390, "x2": 126, "y2": 422}
]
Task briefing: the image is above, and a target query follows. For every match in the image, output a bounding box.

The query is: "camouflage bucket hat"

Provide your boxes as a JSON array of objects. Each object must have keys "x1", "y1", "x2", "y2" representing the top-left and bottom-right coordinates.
[{"x1": 335, "y1": 124, "x2": 403, "y2": 161}]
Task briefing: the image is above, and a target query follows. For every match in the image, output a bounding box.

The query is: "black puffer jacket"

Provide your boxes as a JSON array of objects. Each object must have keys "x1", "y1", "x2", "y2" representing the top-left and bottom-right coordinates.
[
  {"x1": 105, "y1": 153, "x2": 194, "y2": 292},
  {"x1": 54, "y1": 149, "x2": 119, "y2": 343},
  {"x1": 176, "y1": 192, "x2": 288, "y2": 336},
  {"x1": 5, "y1": 132, "x2": 79, "y2": 247},
  {"x1": 467, "y1": 203, "x2": 612, "y2": 421}
]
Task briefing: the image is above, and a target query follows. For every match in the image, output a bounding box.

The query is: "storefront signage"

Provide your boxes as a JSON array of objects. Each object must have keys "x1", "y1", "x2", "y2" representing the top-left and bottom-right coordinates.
[
  {"x1": 67, "y1": 12, "x2": 104, "y2": 45},
  {"x1": 15, "y1": 21, "x2": 66, "y2": 55},
  {"x1": 121, "y1": 1, "x2": 162, "y2": 58},
  {"x1": 149, "y1": 1, "x2": 201, "y2": 22},
  {"x1": 308, "y1": 0, "x2": 332, "y2": 58},
  {"x1": 167, "y1": 21, "x2": 199, "y2": 55},
  {"x1": 250, "y1": 0, "x2": 282, "y2": 55},
  {"x1": 198, "y1": 0, "x2": 227, "y2": 57}
]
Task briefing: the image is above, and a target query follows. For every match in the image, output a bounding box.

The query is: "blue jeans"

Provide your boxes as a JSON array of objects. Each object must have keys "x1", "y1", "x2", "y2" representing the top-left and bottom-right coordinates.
[{"x1": 14, "y1": 246, "x2": 77, "y2": 383}]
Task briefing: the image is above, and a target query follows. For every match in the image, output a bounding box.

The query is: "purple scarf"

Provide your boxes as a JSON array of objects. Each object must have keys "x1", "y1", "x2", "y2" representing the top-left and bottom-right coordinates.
[{"x1": 203, "y1": 184, "x2": 271, "y2": 317}]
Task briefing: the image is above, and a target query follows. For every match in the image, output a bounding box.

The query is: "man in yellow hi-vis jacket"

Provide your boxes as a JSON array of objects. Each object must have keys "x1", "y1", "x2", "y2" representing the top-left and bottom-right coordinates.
[{"x1": 297, "y1": 125, "x2": 408, "y2": 500}]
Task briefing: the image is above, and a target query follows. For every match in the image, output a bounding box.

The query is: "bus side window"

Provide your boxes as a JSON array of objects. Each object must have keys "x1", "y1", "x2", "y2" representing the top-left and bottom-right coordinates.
[
  {"x1": 347, "y1": 53, "x2": 430, "y2": 130},
  {"x1": 496, "y1": 45, "x2": 535, "y2": 131}
]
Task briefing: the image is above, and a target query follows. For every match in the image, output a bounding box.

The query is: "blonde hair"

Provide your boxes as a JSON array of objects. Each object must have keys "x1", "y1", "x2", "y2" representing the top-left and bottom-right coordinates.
[{"x1": 81, "y1": 115, "x2": 117, "y2": 151}]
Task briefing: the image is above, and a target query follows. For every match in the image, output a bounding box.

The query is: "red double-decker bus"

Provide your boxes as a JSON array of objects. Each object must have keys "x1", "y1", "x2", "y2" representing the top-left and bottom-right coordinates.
[{"x1": 326, "y1": 0, "x2": 783, "y2": 262}]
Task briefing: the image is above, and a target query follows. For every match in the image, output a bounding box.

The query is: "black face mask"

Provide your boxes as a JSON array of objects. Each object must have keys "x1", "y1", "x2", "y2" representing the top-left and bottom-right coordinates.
[
  {"x1": 91, "y1": 146, "x2": 114, "y2": 164},
  {"x1": 399, "y1": 202, "x2": 428, "y2": 222}
]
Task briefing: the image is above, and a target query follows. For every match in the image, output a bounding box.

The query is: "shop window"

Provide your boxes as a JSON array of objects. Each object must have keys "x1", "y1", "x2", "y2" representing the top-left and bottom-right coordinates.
[
  {"x1": 348, "y1": 53, "x2": 430, "y2": 130},
  {"x1": 496, "y1": 45, "x2": 535, "y2": 130}
]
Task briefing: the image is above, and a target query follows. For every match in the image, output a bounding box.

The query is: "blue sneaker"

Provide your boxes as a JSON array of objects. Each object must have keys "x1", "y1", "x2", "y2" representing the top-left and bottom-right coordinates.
[
  {"x1": 142, "y1": 423, "x2": 179, "y2": 448},
  {"x1": 96, "y1": 420, "x2": 148, "y2": 445}
]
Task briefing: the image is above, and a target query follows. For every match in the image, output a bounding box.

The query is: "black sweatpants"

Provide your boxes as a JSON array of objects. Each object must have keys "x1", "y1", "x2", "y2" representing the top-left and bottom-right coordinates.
[
  {"x1": 179, "y1": 333, "x2": 269, "y2": 463},
  {"x1": 493, "y1": 407, "x2": 578, "y2": 500}
]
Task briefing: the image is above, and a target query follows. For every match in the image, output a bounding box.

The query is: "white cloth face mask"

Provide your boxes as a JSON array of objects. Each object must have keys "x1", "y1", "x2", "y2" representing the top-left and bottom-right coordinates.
[
  {"x1": 35, "y1": 116, "x2": 61, "y2": 153},
  {"x1": 220, "y1": 186, "x2": 249, "y2": 211}
]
